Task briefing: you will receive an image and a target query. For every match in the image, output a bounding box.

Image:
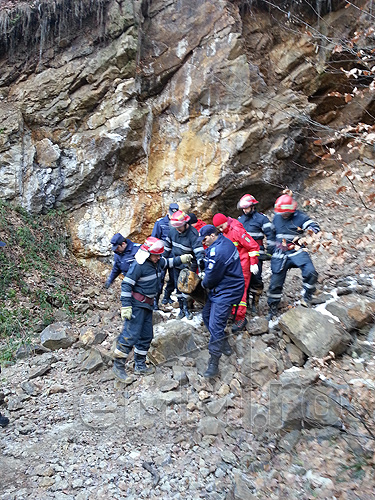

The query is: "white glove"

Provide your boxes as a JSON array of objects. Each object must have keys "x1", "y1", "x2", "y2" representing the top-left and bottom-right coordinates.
[
  {"x1": 121, "y1": 306, "x2": 132, "y2": 321},
  {"x1": 250, "y1": 264, "x2": 259, "y2": 276},
  {"x1": 180, "y1": 254, "x2": 192, "y2": 264},
  {"x1": 198, "y1": 271, "x2": 205, "y2": 280}
]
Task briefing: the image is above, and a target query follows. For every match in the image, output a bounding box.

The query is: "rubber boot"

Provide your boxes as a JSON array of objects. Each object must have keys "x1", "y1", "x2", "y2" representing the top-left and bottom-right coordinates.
[
  {"x1": 0, "y1": 413, "x2": 9, "y2": 428},
  {"x1": 183, "y1": 298, "x2": 193, "y2": 320},
  {"x1": 177, "y1": 298, "x2": 185, "y2": 319},
  {"x1": 114, "y1": 342, "x2": 132, "y2": 359},
  {"x1": 204, "y1": 354, "x2": 220, "y2": 378},
  {"x1": 112, "y1": 358, "x2": 129, "y2": 382},
  {"x1": 267, "y1": 303, "x2": 278, "y2": 321},
  {"x1": 161, "y1": 292, "x2": 174, "y2": 305},
  {"x1": 251, "y1": 293, "x2": 261, "y2": 316},
  {"x1": 221, "y1": 338, "x2": 232, "y2": 356},
  {"x1": 134, "y1": 353, "x2": 154, "y2": 375}
]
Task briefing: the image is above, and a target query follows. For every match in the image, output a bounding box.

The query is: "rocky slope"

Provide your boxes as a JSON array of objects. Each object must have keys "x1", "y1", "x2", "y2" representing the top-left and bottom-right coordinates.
[
  {"x1": 1, "y1": 159, "x2": 375, "y2": 499},
  {"x1": 1, "y1": 0, "x2": 375, "y2": 498},
  {"x1": 0, "y1": 0, "x2": 373, "y2": 266}
]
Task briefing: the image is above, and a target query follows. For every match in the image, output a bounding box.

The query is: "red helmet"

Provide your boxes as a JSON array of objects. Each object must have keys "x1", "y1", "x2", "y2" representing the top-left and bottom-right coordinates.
[
  {"x1": 170, "y1": 210, "x2": 190, "y2": 228},
  {"x1": 274, "y1": 195, "x2": 297, "y2": 214},
  {"x1": 141, "y1": 237, "x2": 164, "y2": 254},
  {"x1": 237, "y1": 194, "x2": 259, "y2": 209}
]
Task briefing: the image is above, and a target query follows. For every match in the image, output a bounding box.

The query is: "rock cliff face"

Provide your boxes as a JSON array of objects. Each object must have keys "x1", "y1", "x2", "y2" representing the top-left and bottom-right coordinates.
[{"x1": 0, "y1": 0, "x2": 373, "y2": 261}]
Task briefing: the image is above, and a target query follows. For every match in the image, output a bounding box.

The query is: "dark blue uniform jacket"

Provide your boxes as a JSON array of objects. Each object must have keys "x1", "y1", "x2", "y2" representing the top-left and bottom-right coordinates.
[
  {"x1": 272, "y1": 210, "x2": 320, "y2": 256},
  {"x1": 151, "y1": 215, "x2": 170, "y2": 241},
  {"x1": 238, "y1": 211, "x2": 275, "y2": 256},
  {"x1": 163, "y1": 225, "x2": 204, "y2": 272},
  {"x1": 121, "y1": 255, "x2": 183, "y2": 310},
  {"x1": 202, "y1": 234, "x2": 244, "y2": 303},
  {"x1": 106, "y1": 239, "x2": 140, "y2": 286}
]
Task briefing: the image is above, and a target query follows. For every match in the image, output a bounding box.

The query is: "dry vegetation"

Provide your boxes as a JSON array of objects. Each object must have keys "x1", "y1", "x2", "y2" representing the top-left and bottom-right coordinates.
[{"x1": 0, "y1": 202, "x2": 97, "y2": 361}]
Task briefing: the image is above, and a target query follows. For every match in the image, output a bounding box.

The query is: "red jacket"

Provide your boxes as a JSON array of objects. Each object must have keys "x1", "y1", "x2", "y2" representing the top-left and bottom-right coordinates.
[
  {"x1": 222, "y1": 217, "x2": 259, "y2": 268},
  {"x1": 193, "y1": 220, "x2": 207, "y2": 249},
  {"x1": 192, "y1": 219, "x2": 206, "y2": 232}
]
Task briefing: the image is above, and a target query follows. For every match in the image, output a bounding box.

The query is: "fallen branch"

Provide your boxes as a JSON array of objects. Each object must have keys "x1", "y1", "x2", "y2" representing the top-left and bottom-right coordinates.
[{"x1": 142, "y1": 461, "x2": 160, "y2": 486}]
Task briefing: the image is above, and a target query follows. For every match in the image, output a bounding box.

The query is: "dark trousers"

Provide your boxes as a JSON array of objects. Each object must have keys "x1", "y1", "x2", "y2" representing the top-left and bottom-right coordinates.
[
  {"x1": 117, "y1": 305, "x2": 153, "y2": 356},
  {"x1": 159, "y1": 268, "x2": 175, "y2": 299},
  {"x1": 267, "y1": 251, "x2": 318, "y2": 307},
  {"x1": 163, "y1": 269, "x2": 175, "y2": 297},
  {"x1": 202, "y1": 296, "x2": 233, "y2": 357}
]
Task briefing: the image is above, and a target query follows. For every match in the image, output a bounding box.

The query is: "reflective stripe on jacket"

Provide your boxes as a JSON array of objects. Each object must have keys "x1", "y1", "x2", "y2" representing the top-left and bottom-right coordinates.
[
  {"x1": 238, "y1": 211, "x2": 275, "y2": 255},
  {"x1": 163, "y1": 225, "x2": 204, "y2": 272},
  {"x1": 121, "y1": 255, "x2": 183, "y2": 309},
  {"x1": 272, "y1": 210, "x2": 320, "y2": 255}
]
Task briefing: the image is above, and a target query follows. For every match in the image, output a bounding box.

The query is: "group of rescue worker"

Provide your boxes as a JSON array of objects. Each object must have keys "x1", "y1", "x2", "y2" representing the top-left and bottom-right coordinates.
[{"x1": 106, "y1": 192, "x2": 320, "y2": 381}]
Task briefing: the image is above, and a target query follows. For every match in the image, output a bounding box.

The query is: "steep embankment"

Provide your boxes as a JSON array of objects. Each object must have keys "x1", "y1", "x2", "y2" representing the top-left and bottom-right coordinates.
[
  {"x1": 1, "y1": 1, "x2": 375, "y2": 497},
  {"x1": 1, "y1": 157, "x2": 375, "y2": 498},
  {"x1": 0, "y1": 0, "x2": 373, "y2": 266},
  {"x1": 0, "y1": 202, "x2": 98, "y2": 361}
]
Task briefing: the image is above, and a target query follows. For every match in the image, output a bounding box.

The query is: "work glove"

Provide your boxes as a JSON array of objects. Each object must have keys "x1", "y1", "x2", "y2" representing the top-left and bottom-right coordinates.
[
  {"x1": 121, "y1": 306, "x2": 132, "y2": 321},
  {"x1": 180, "y1": 254, "x2": 192, "y2": 264},
  {"x1": 250, "y1": 264, "x2": 259, "y2": 276},
  {"x1": 198, "y1": 271, "x2": 205, "y2": 281},
  {"x1": 104, "y1": 280, "x2": 111, "y2": 289}
]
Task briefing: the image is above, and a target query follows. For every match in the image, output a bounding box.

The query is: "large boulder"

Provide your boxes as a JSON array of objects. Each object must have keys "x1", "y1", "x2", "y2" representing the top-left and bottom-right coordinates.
[
  {"x1": 81, "y1": 349, "x2": 104, "y2": 374},
  {"x1": 241, "y1": 346, "x2": 279, "y2": 387},
  {"x1": 279, "y1": 307, "x2": 351, "y2": 358},
  {"x1": 325, "y1": 294, "x2": 375, "y2": 332},
  {"x1": 233, "y1": 473, "x2": 257, "y2": 500},
  {"x1": 141, "y1": 390, "x2": 189, "y2": 409},
  {"x1": 79, "y1": 327, "x2": 108, "y2": 348},
  {"x1": 40, "y1": 322, "x2": 77, "y2": 350},
  {"x1": 198, "y1": 416, "x2": 225, "y2": 436},
  {"x1": 148, "y1": 320, "x2": 198, "y2": 365},
  {"x1": 268, "y1": 369, "x2": 342, "y2": 431}
]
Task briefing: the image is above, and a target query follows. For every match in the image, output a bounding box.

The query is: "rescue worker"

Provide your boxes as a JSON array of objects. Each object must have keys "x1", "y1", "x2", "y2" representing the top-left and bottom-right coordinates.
[
  {"x1": 187, "y1": 213, "x2": 207, "y2": 233},
  {"x1": 237, "y1": 194, "x2": 275, "y2": 315},
  {"x1": 267, "y1": 194, "x2": 320, "y2": 320},
  {"x1": 198, "y1": 225, "x2": 244, "y2": 378},
  {"x1": 113, "y1": 237, "x2": 192, "y2": 381},
  {"x1": 104, "y1": 233, "x2": 140, "y2": 289},
  {"x1": 151, "y1": 202, "x2": 179, "y2": 308},
  {"x1": 188, "y1": 213, "x2": 207, "y2": 253},
  {"x1": 212, "y1": 213, "x2": 259, "y2": 333},
  {"x1": 186, "y1": 213, "x2": 206, "y2": 311},
  {"x1": 163, "y1": 210, "x2": 205, "y2": 320}
]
